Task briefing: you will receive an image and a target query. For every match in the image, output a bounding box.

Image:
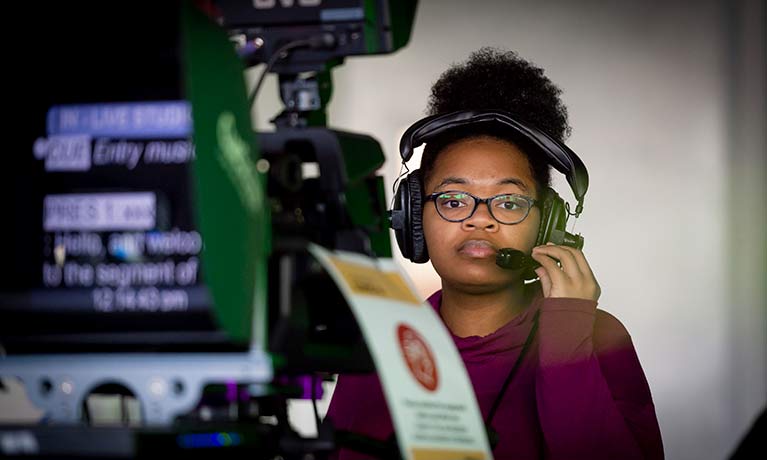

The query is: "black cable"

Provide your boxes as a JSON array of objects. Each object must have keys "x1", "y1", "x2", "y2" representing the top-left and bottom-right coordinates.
[
  {"x1": 311, "y1": 374, "x2": 321, "y2": 435},
  {"x1": 120, "y1": 395, "x2": 130, "y2": 426},
  {"x1": 485, "y1": 309, "x2": 541, "y2": 432},
  {"x1": 247, "y1": 33, "x2": 336, "y2": 109},
  {"x1": 391, "y1": 162, "x2": 410, "y2": 197},
  {"x1": 83, "y1": 397, "x2": 92, "y2": 425},
  {"x1": 248, "y1": 38, "x2": 312, "y2": 108}
]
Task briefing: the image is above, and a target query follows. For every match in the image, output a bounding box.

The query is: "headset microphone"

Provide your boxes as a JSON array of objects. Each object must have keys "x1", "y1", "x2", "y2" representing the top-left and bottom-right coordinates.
[
  {"x1": 496, "y1": 225, "x2": 585, "y2": 271},
  {"x1": 495, "y1": 248, "x2": 531, "y2": 270}
]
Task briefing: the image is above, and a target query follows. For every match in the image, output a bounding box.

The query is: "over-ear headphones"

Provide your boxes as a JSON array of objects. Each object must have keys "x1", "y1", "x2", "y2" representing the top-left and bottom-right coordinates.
[{"x1": 389, "y1": 110, "x2": 589, "y2": 271}]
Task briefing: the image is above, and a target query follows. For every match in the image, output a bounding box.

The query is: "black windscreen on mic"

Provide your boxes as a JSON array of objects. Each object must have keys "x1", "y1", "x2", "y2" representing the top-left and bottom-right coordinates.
[{"x1": 495, "y1": 248, "x2": 532, "y2": 270}]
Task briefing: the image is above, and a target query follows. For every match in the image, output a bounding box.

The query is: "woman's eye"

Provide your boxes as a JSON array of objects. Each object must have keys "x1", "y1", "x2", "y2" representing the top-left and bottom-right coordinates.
[
  {"x1": 443, "y1": 199, "x2": 464, "y2": 208},
  {"x1": 499, "y1": 201, "x2": 519, "y2": 210},
  {"x1": 495, "y1": 197, "x2": 523, "y2": 210},
  {"x1": 438, "y1": 193, "x2": 469, "y2": 209}
]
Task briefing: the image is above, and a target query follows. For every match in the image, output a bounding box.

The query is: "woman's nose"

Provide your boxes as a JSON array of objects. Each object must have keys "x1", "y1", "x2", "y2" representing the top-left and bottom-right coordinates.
[{"x1": 461, "y1": 201, "x2": 498, "y2": 231}]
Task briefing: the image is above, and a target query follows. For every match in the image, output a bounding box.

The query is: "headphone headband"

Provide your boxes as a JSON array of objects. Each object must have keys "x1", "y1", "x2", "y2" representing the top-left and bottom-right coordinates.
[{"x1": 399, "y1": 110, "x2": 589, "y2": 214}]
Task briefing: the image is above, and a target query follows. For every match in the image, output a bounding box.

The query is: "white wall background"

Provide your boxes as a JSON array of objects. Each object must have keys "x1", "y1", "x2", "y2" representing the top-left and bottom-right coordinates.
[
  {"x1": 254, "y1": 1, "x2": 766, "y2": 459},
  {"x1": 2, "y1": 2, "x2": 760, "y2": 459}
]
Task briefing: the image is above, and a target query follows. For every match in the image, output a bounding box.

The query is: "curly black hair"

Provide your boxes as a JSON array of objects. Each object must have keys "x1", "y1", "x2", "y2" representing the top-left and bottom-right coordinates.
[{"x1": 420, "y1": 48, "x2": 571, "y2": 198}]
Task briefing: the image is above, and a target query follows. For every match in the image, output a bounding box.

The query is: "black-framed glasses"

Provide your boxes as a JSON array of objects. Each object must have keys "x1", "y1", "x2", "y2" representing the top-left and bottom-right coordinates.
[{"x1": 425, "y1": 190, "x2": 538, "y2": 225}]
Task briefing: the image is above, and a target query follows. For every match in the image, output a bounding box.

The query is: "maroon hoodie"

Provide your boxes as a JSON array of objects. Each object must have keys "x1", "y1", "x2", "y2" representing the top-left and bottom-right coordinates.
[{"x1": 327, "y1": 291, "x2": 664, "y2": 459}]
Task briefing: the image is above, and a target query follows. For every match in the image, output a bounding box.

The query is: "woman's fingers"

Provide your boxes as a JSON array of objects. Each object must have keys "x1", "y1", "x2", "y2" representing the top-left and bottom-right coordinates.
[
  {"x1": 552, "y1": 244, "x2": 595, "y2": 279},
  {"x1": 532, "y1": 244, "x2": 582, "y2": 279},
  {"x1": 535, "y1": 266, "x2": 552, "y2": 297},
  {"x1": 530, "y1": 249, "x2": 566, "y2": 285},
  {"x1": 530, "y1": 244, "x2": 600, "y2": 300}
]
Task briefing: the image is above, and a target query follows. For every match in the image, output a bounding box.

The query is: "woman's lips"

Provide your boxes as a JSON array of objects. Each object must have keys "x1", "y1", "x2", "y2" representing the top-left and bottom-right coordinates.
[{"x1": 457, "y1": 240, "x2": 498, "y2": 258}]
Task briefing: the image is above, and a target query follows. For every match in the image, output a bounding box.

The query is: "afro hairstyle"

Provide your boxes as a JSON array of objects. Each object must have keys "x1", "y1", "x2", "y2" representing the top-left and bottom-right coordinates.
[{"x1": 419, "y1": 47, "x2": 571, "y2": 198}]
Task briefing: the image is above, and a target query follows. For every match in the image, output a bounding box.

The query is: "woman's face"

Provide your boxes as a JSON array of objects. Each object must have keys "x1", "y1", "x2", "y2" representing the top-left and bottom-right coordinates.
[{"x1": 423, "y1": 136, "x2": 541, "y2": 293}]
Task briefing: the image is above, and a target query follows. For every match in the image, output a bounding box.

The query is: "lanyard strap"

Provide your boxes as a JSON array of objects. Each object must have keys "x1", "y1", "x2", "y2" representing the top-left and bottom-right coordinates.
[{"x1": 484, "y1": 308, "x2": 541, "y2": 449}]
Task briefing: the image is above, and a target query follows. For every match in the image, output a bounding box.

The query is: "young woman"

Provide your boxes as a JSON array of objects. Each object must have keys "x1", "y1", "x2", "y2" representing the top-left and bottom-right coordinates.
[{"x1": 327, "y1": 48, "x2": 664, "y2": 460}]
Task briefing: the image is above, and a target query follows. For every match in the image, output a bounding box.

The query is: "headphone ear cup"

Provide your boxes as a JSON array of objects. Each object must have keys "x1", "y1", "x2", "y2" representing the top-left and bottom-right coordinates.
[
  {"x1": 390, "y1": 170, "x2": 429, "y2": 263},
  {"x1": 523, "y1": 188, "x2": 564, "y2": 281},
  {"x1": 391, "y1": 177, "x2": 413, "y2": 259},
  {"x1": 406, "y1": 170, "x2": 429, "y2": 263},
  {"x1": 536, "y1": 187, "x2": 568, "y2": 247}
]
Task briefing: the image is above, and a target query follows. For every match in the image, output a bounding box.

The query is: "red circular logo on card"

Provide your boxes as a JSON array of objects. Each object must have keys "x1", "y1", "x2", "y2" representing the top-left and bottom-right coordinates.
[{"x1": 396, "y1": 323, "x2": 439, "y2": 392}]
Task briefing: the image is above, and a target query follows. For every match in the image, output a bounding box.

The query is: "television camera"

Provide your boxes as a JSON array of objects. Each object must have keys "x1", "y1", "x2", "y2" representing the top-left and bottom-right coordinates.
[{"x1": 0, "y1": 1, "x2": 417, "y2": 458}]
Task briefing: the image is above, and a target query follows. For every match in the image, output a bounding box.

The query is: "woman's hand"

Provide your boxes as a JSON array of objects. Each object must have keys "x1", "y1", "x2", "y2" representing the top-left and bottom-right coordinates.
[{"x1": 531, "y1": 243, "x2": 601, "y2": 301}]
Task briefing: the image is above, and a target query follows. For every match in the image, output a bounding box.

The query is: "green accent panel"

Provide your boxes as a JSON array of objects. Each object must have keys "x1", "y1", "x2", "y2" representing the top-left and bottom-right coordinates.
[
  {"x1": 182, "y1": 3, "x2": 270, "y2": 346},
  {"x1": 336, "y1": 131, "x2": 386, "y2": 181},
  {"x1": 346, "y1": 182, "x2": 376, "y2": 226},
  {"x1": 270, "y1": 353, "x2": 286, "y2": 369},
  {"x1": 335, "y1": 131, "x2": 390, "y2": 257},
  {"x1": 369, "y1": 176, "x2": 393, "y2": 257},
  {"x1": 363, "y1": 0, "x2": 381, "y2": 53},
  {"x1": 388, "y1": 0, "x2": 418, "y2": 50},
  {"x1": 345, "y1": 177, "x2": 392, "y2": 258}
]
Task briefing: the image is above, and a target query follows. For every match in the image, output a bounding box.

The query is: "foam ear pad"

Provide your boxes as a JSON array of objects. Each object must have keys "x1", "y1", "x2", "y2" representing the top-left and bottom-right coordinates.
[
  {"x1": 391, "y1": 177, "x2": 412, "y2": 258},
  {"x1": 406, "y1": 170, "x2": 429, "y2": 263},
  {"x1": 390, "y1": 169, "x2": 429, "y2": 263}
]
